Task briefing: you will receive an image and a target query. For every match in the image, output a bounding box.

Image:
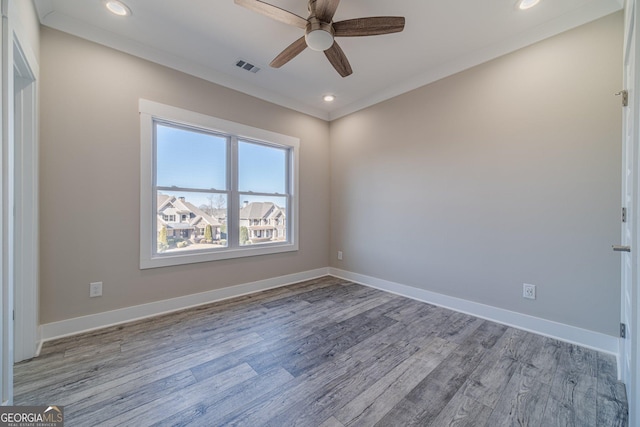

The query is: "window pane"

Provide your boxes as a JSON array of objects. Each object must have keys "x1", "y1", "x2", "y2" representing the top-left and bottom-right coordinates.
[
  {"x1": 238, "y1": 141, "x2": 287, "y2": 194},
  {"x1": 156, "y1": 191, "x2": 228, "y2": 254},
  {"x1": 238, "y1": 196, "x2": 287, "y2": 246},
  {"x1": 156, "y1": 123, "x2": 227, "y2": 190}
]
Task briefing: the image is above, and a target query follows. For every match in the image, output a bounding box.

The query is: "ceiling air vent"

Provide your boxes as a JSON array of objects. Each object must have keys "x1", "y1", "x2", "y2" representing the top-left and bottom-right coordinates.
[{"x1": 235, "y1": 59, "x2": 260, "y2": 73}]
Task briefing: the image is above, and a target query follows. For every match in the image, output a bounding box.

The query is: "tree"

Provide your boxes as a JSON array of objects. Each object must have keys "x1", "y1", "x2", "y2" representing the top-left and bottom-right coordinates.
[
  {"x1": 204, "y1": 224, "x2": 213, "y2": 242},
  {"x1": 240, "y1": 226, "x2": 249, "y2": 245},
  {"x1": 213, "y1": 194, "x2": 226, "y2": 210},
  {"x1": 203, "y1": 194, "x2": 226, "y2": 216},
  {"x1": 159, "y1": 226, "x2": 168, "y2": 245},
  {"x1": 158, "y1": 226, "x2": 168, "y2": 252}
]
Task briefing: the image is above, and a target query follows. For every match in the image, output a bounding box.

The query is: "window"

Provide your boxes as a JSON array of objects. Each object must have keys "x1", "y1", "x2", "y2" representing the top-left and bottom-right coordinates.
[{"x1": 140, "y1": 100, "x2": 299, "y2": 269}]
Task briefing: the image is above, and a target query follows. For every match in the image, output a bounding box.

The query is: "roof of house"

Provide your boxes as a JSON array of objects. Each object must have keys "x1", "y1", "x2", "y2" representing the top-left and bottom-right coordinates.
[
  {"x1": 268, "y1": 206, "x2": 285, "y2": 220},
  {"x1": 157, "y1": 194, "x2": 221, "y2": 227},
  {"x1": 240, "y1": 202, "x2": 278, "y2": 220},
  {"x1": 158, "y1": 193, "x2": 172, "y2": 210}
]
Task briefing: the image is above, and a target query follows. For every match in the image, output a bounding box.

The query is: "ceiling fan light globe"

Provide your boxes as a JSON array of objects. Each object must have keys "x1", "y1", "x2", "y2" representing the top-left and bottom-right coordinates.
[
  {"x1": 518, "y1": 0, "x2": 540, "y2": 10},
  {"x1": 104, "y1": 0, "x2": 131, "y2": 16},
  {"x1": 305, "y1": 29, "x2": 334, "y2": 51}
]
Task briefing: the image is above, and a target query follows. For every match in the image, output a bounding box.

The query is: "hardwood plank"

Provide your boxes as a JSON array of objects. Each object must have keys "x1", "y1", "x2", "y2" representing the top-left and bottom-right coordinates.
[
  {"x1": 152, "y1": 367, "x2": 294, "y2": 427},
  {"x1": 103, "y1": 363, "x2": 257, "y2": 426},
  {"x1": 541, "y1": 366, "x2": 597, "y2": 426},
  {"x1": 495, "y1": 327, "x2": 536, "y2": 361},
  {"x1": 462, "y1": 354, "x2": 519, "y2": 408},
  {"x1": 70, "y1": 369, "x2": 198, "y2": 425},
  {"x1": 213, "y1": 353, "x2": 370, "y2": 425},
  {"x1": 486, "y1": 373, "x2": 551, "y2": 427},
  {"x1": 280, "y1": 314, "x2": 397, "y2": 377},
  {"x1": 596, "y1": 353, "x2": 629, "y2": 427},
  {"x1": 185, "y1": 299, "x2": 314, "y2": 343},
  {"x1": 375, "y1": 321, "x2": 508, "y2": 426},
  {"x1": 335, "y1": 337, "x2": 457, "y2": 426},
  {"x1": 384, "y1": 299, "x2": 440, "y2": 323},
  {"x1": 62, "y1": 340, "x2": 122, "y2": 359},
  {"x1": 262, "y1": 341, "x2": 424, "y2": 427},
  {"x1": 242, "y1": 286, "x2": 391, "y2": 346},
  {"x1": 13, "y1": 277, "x2": 628, "y2": 427},
  {"x1": 456, "y1": 324, "x2": 531, "y2": 411},
  {"x1": 519, "y1": 335, "x2": 563, "y2": 385},
  {"x1": 318, "y1": 417, "x2": 345, "y2": 427},
  {"x1": 246, "y1": 304, "x2": 398, "y2": 375},
  {"x1": 427, "y1": 391, "x2": 493, "y2": 427},
  {"x1": 327, "y1": 292, "x2": 399, "y2": 323},
  {"x1": 218, "y1": 329, "x2": 428, "y2": 426},
  {"x1": 15, "y1": 332, "x2": 263, "y2": 405},
  {"x1": 557, "y1": 342, "x2": 598, "y2": 377},
  {"x1": 436, "y1": 311, "x2": 484, "y2": 344}
]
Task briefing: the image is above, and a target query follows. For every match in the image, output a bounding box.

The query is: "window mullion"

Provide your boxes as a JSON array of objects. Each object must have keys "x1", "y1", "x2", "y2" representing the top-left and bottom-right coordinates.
[
  {"x1": 228, "y1": 136, "x2": 239, "y2": 249},
  {"x1": 151, "y1": 120, "x2": 159, "y2": 260}
]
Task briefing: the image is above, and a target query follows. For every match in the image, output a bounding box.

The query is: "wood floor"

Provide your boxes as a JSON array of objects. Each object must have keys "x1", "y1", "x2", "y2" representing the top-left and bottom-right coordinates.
[{"x1": 15, "y1": 276, "x2": 628, "y2": 426}]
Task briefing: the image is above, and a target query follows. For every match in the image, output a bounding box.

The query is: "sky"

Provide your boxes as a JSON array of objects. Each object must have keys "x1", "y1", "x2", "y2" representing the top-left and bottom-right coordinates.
[{"x1": 155, "y1": 123, "x2": 288, "y2": 208}]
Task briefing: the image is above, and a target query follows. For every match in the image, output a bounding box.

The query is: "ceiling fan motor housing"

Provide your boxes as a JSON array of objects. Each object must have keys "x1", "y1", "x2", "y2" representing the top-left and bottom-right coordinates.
[{"x1": 305, "y1": 18, "x2": 335, "y2": 51}]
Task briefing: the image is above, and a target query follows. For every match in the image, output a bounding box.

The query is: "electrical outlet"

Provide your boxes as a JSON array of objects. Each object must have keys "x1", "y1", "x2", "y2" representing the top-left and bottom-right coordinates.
[
  {"x1": 90, "y1": 281, "x2": 103, "y2": 298},
  {"x1": 337, "y1": 251, "x2": 343, "y2": 261},
  {"x1": 523, "y1": 283, "x2": 536, "y2": 300}
]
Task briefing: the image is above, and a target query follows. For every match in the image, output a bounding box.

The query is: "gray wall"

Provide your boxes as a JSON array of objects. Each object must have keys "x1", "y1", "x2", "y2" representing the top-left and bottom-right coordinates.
[
  {"x1": 39, "y1": 28, "x2": 331, "y2": 323},
  {"x1": 329, "y1": 12, "x2": 623, "y2": 336},
  {"x1": 40, "y1": 12, "x2": 623, "y2": 337}
]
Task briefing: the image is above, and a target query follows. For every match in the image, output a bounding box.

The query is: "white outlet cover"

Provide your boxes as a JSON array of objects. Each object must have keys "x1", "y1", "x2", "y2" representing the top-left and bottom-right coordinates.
[
  {"x1": 90, "y1": 281, "x2": 103, "y2": 297},
  {"x1": 523, "y1": 283, "x2": 536, "y2": 300}
]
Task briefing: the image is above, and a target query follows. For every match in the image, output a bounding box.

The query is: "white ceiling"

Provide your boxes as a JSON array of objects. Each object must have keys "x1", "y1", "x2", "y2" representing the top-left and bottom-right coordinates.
[{"x1": 34, "y1": 0, "x2": 622, "y2": 120}]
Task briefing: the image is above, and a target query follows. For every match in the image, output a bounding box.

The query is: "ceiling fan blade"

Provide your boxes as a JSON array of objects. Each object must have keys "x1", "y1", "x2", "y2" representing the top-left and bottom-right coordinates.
[
  {"x1": 315, "y1": 0, "x2": 340, "y2": 23},
  {"x1": 234, "y1": 0, "x2": 307, "y2": 29},
  {"x1": 324, "y1": 41, "x2": 352, "y2": 77},
  {"x1": 334, "y1": 17, "x2": 405, "y2": 37},
  {"x1": 270, "y1": 36, "x2": 308, "y2": 68}
]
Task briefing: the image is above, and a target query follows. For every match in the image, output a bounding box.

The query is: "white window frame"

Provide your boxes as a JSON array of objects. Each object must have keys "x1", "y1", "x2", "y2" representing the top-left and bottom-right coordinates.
[{"x1": 139, "y1": 99, "x2": 299, "y2": 269}]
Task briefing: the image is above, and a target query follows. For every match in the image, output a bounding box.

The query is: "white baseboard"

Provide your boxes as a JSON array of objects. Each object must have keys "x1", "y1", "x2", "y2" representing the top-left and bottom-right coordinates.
[
  {"x1": 40, "y1": 266, "x2": 618, "y2": 360},
  {"x1": 41, "y1": 268, "x2": 330, "y2": 342},
  {"x1": 35, "y1": 325, "x2": 43, "y2": 357},
  {"x1": 329, "y1": 268, "x2": 619, "y2": 356}
]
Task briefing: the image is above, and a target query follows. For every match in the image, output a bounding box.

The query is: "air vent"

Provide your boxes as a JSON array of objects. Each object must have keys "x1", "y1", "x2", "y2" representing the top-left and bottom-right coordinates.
[{"x1": 235, "y1": 60, "x2": 260, "y2": 73}]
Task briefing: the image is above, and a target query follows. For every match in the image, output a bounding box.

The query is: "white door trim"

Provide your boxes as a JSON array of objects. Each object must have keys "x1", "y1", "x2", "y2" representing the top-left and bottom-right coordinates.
[
  {"x1": 621, "y1": 0, "x2": 639, "y2": 424},
  {"x1": 0, "y1": 0, "x2": 13, "y2": 405},
  {"x1": 0, "y1": 0, "x2": 40, "y2": 403},
  {"x1": 12, "y1": 37, "x2": 37, "y2": 363}
]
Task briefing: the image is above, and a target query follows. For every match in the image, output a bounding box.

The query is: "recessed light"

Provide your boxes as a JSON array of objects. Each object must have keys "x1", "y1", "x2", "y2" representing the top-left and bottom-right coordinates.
[
  {"x1": 323, "y1": 94, "x2": 335, "y2": 102},
  {"x1": 518, "y1": 0, "x2": 540, "y2": 10},
  {"x1": 104, "y1": 0, "x2": 131, "y2": 16}
]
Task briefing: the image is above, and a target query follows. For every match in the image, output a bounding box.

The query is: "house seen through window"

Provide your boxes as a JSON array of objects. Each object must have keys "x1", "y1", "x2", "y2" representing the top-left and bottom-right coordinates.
[{"x1": 140, "y1": 100, "x2": 299, "y2": 268}]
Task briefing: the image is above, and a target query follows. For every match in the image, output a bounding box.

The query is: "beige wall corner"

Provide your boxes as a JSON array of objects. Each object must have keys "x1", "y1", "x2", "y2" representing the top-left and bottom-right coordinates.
[
  {"x1": 39, "y1": 28, "x2": 331, "y2": 323},
  {"x1": 329, "y1": 12, "x2": 623, "y2": 337}
]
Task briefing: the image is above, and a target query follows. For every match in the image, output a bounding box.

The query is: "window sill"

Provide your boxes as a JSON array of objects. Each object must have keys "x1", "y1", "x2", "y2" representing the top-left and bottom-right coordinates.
[{"x1": 140, "y1": 241, "x2": 299, "y2": 269}]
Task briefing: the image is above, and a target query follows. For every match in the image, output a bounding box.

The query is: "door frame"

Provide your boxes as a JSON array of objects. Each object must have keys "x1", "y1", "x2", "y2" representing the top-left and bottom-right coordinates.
[
  {"x1": 0, "y1": 0, "x2": 39, "y2": 404},
  {"x1": 0, "y1": 0, "x2": 11, "y2": 406},
  {"x1": 13, "y1": 34, "x2": 37, "y2": 364},
  {"x1": 621, "y1": 0, "x2": 639, "y2": 425}
]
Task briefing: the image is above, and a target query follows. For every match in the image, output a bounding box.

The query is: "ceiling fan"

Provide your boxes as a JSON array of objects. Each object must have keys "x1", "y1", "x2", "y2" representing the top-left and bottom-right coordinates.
[{"x1": 234, "y1": 0, "x2": 405, "y2": 77}]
